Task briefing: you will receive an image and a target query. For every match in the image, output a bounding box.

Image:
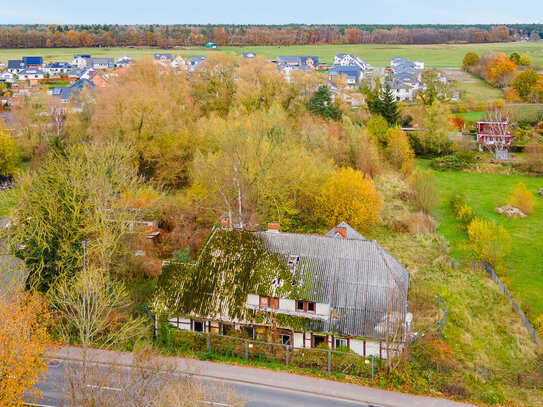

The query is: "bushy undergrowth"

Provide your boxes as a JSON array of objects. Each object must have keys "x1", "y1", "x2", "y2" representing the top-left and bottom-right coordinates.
[{"x1": 430, "y1": 155, "x2": 472, "y2": 172}]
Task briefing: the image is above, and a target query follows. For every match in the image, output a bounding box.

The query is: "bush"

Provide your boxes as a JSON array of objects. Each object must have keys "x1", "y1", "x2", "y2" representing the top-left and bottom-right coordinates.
[
  {"x1": 407, "y1": 211, "x2": 436, "y2": 235},
  {"x1": 456, "y1": 203, "x2": 475, "y2": 230},
  {"x1": 509, "y1": 181, "x2": 535, "y2": 215},
  {"x1": 411, "y1": 170, "x2": 439, "y2": 215},
  {"x1": 467, "y1": 218, "x2": 510, "y2": 268},
  {"x1": 430, "y1": 155, "x2": 471, "y2": 172},
  {"x1": 450, "y1": 191, "x2": 466, "y2": 217}
]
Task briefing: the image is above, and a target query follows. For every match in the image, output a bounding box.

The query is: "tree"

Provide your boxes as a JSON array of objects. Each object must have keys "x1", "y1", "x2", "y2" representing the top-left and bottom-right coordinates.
[
  {"x1": 307, "y1": 85, "x2": 342, "y2": 121},
  {"x1": 513, "y1": 69, "x2": 539, "y2": 101},
  {"x1": 386, "y1": 127, "x2": 414, "y2": 172},
  {"x1": 467, "y1": 218, "x2": 510, "y2": 268},
  {"x1": 462, "y1": 52, "x2": 480, "y2": 70},
  {"x1": 509, "y1": 52, "x2": 521, "y2": 65},
  {"x1": 377, "y1": 83, "x2": 400, "y2": 126},
  {"x1": 317, "y1": 167, "x2": 382, "y2": 231},
  {"x1": 509, "y1": 181, "x2": 535, "y2": 215},
  {"x1": 0, "y1": 292, "x2": 53, "y2": 406},
  {"x1": 485, "y1": 53, "x2": 517, "y2": 88},
  {"x1": 6, "y1": 143, "x2": 144, "y2": 292},
  {"x1": 366, "y1": 114, "x2": 389, "y2": 145},
  {"x1": 518, "y1": 54, "x2": 532, "y2": 66},
  {"x1": 0, "y1": 125, "x2": 19, "y2": 178}
]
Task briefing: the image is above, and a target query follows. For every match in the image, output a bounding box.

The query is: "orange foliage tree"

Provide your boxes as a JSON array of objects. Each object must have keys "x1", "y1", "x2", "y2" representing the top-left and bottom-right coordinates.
[
  {"x1": 484, "y1": 53, "x2": 517, "y2": 88},
  {"x1": 317, "y1": 167, "x2": 382, "y2": 231},
  {"x1": 0, "y1": 292, "x2": 53, "y2": 405}
]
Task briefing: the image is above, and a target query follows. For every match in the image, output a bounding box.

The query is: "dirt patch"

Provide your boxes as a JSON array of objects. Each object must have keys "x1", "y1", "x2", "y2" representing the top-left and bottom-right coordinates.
[{"x1": 441, "y1": 68, "x2": 479, "y2": 83}]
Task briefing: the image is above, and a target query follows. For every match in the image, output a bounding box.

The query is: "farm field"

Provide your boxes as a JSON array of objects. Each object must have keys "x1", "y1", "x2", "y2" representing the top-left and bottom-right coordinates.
[
  {"x1": 417, "y1": 159, "x2": 543, "y2": 320},
  {"x1": 1, "y1": 41, "x2": 542, "y2": 67}
]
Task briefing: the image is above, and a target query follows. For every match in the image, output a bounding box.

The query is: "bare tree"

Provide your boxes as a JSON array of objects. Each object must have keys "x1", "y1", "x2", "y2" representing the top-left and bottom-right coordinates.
[{"x1": 480, "y1": 107, "x2": 513, "y2": 161}]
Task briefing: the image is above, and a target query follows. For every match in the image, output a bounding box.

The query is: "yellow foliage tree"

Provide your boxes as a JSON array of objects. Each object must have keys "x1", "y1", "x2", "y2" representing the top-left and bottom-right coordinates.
[
  {"x1": 509, "y1": 181, "x2": 535, "y2": 215},
  {"x1": 467, "y1": 218, "x2": 510, "y2": 268},
  {"x1": 0, "y1": 292, "x2": 53, "y2": 405},
  {"x1": 317, "y1": 167, "x2": 382, "y2": 231},
  {"x1": 485, "y1": 53, "x2": 517, "y2": 88},
  {"x1": 386, "y1": 127, "x2": 414, "y2": 173},
  {"x1": 0, "y1": 124, "x2": 20, "y2": 178}
]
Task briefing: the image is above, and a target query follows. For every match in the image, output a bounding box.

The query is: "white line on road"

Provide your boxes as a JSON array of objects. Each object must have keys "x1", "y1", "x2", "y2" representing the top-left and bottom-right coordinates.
[
  {"x1": 24, "y1": 403, "x2": 57, "y2": 407},
  {"x1": 86, "y1": 384, "x2": 123, "y2": 392}
]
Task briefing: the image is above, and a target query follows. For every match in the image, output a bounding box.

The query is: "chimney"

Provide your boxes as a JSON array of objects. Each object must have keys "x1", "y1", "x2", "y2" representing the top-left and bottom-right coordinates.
[
  {"x1": 220, "y1": 220, "x2": 231, "y2": 229},
  {"x1": 267, "y1": 223, "x2": 280, "y2": 233},
  {"x1": 334, "y1": 227, "x2": 347, "y2": 238}
]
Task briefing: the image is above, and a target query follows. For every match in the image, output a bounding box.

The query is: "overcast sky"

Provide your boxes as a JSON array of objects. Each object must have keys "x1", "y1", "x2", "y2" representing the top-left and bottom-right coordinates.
[{"x1": 1, "y1": 0, "x2": 542, "y2": 25}]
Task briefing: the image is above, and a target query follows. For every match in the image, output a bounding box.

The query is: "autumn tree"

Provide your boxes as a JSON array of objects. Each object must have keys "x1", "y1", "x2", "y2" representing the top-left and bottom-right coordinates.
[
  {"x1": 0, "y1": 292, "x2": 53, "y2": 406},
  {"x1": 317, "y1": 167, "x2": 382, "y2": 231},
  {"x1": 386, "y1": 127, "x2": 415, "y2": 173},
  {"x1": 512, "y1": 69, "x2": 539, "y2": 101},
  {"x1": 366, "y1": 114, "x2": 390, "y2": 146},
  {"x1": 462, "y1": 52, "x2": 480, "y2": 70},
  {"x1": 509, "y1": 181, "x2": 535, "y2": 215},
  {"x1": 518, "y1": 54, "x2": 532, "y2": 66},
  {"x1": 0, "y1": 124, "x2": 19, "y2": 178},
  {"x1": 484, "y1": 53, "x2": 517, "y2": 88}
]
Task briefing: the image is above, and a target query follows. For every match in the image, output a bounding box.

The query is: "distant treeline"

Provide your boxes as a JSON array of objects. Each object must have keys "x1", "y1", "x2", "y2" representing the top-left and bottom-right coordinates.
[{"x1": 0, "y1": 24, "x2": 541, "y2": 48}]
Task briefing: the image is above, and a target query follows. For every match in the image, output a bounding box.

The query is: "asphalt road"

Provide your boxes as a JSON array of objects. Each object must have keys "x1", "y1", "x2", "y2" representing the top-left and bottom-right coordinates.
[{"x1": 27, "y1": 359, "x2": 376, "y2": 407}]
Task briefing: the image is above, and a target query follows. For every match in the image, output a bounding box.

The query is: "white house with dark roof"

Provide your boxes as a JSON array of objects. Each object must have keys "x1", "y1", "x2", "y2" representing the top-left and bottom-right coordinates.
[
  {"x1": 71, "y1": 54, "x2": 92, "y2": 69},
  {"x1": 155, "y1": 222, "x2": 410, "y2": 358},
  {"x1": 241, "y1": 52, "x2": 257, "y2": 59},
  {"x1": 18, "y1": 68, "x2": 46, "y2": 81}
]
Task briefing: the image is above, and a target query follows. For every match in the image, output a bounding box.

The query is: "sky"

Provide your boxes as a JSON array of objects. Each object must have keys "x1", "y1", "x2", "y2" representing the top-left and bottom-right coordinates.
[{"x1": 1, "y1": 0, "x2": 542, "y2": 25}]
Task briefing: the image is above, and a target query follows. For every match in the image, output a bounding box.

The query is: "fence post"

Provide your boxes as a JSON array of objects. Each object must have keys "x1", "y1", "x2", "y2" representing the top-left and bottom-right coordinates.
[
  {"x1": 244, "y1": 340, "x2": 248, "y2": 361},
  {"x1": 285, "y1": 345, "x2": 289, "y2": 367},
  {"x1": 452, "y1": 259, "x2": 455, "y2": 269},
  {"x1": 206, "y1": 331, "x2": 210, "y2": 353},
  {"x1": 371, "y1": 357, "x2": 374, "y2": 380},
  {"x1": 327, "y1": 349, "x2": 331, "y2": 373}
]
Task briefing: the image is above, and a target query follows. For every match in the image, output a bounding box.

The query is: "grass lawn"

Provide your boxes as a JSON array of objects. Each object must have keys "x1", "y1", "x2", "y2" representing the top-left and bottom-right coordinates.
[
  {"x1": 1, "y1": 41, "x2": 542, "y2": 67},
  {"x1": 452, "y1": 111, "x2": 485, "y2": 122},
  {"x1": 454, "y1": 77, "x2": 504, "y2": 101},
  {"x1": 417, "y1": 159, "x2": 543, "y2": 319}
]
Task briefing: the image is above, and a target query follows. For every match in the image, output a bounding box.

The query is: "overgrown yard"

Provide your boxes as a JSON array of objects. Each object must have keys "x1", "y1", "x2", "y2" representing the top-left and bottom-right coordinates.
[{"x1": 417, "y1": 159, "x2": 543, "y2": 320}]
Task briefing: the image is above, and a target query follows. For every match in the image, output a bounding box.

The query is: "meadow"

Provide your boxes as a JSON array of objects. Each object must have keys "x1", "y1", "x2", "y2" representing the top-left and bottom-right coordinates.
[
  {"x1": 418, "y1": 160, "x2": 543, "y2": 319},
  {"x1": 1, "y1": 41, "x2": 542, "y2": 67}
]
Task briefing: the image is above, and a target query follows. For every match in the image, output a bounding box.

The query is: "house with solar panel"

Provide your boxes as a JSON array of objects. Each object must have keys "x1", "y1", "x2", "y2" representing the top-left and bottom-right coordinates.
[{"x1": 154, "y1": 222, "x2": 410, "y2": 358}]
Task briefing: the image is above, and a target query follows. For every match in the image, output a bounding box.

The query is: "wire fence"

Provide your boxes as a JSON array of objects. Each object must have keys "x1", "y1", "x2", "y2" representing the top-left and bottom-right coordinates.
[
  {"x1": 409, "y1": 292, "x2": 448, "y2": 346},
  {"x1": 157, "y1": 327, "x2": 382, "y2": 380},
  {"x1": 452, "y1": 259, "x2": 541, "y2": 346}
]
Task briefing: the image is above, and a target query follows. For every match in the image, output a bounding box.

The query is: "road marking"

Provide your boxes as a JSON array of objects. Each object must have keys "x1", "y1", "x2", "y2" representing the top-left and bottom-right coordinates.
[
  {"x1": 86, "y1": 384, "x2": 123, "y2": 392},
  {"x1": 24, "y1": 403, "x2": 57, "y2": 407}
]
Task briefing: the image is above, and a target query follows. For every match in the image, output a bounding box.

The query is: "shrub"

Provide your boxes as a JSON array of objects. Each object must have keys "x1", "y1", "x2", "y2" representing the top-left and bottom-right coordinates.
[
  {"x1": 462, "y1": 52, "x2": 480, "y2": 70},
  {"x1": 386, "y1": 127, "x2": 414, "y2": 173},
  {"x1": 456, "y1": 203, "x2": 475, "y2": 230},
  {"x1": 467, "y1": 218, "x2": 510, "y2": 268},
  {"x1": 430, "y1": 155, "x2": 471, "y2": 172},
  {"x1": 407, "y1": 211, "x2": 436, "y2": 235},
  {"x1": 450, "y1": 191, "x2": 466, "y2": 217},
  {"x1": 366, "y1": 114, "x2": 389, "y2": 145},
  {"x1": 318, "y1": 167, "x2": 382, "y2": 231},
  {"x1": 411, "y1": 170, "x2": 439, "y2": 215},
  {"x1": 509, "y1": 181, "x2": 535, "y2": 215},
  {"x1": 523, "y1": 142, "x2": 543, "y2": 173}
]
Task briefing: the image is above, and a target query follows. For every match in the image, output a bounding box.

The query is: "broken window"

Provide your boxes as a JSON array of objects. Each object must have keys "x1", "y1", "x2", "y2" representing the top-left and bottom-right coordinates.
[
  {"x1": 193, "y1": 321, "x2": 204, "y2": 332},
  {"x1": 279, "y1": 334, "x2": 291, "y2": 345}
]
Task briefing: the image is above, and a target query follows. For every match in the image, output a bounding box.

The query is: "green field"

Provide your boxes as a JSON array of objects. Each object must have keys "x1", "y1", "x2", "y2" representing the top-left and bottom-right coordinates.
[
  {"x1": 454, "y1": 77, "x2": 504, "y2": 101},
  {"x1": 418, "y1": 160, "x2": 543, "y2": 318},
  {"x1": 1, "y1": 41, "x2": 542, "y2": 67}
]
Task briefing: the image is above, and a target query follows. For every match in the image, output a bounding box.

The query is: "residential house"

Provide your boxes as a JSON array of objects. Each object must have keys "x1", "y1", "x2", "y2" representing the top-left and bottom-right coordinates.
[
  {"x1": 188, "y1": 56, "x2": 207, "y2": 71},
  {"x1": 18, "y1": 68, "x2": 46, "y2": 81},
  {"x1": 476, "y1": 121, "x2": 512, "y2": 146},
  {"x1": 87, "y1": 70, "x2": 108, "y2": 87},
  {"x1": 52, "y1": 78, "x2": 95, "y2": 104},
  {"x1": 386, "y1": 57, "x2": 425, "y2": 102},
  {"x1": 66, "y1": 67, "x2": 86, "y2": 79},
  {"x1": 277, "y1": 56, "x2": 319, "y2": 68},
  {"x1": 329, "y1": 65, "x2": 363, "y2": 89},
  {"x1": 44, "y1": 62, "x2": 74, "y2": 75},
  {"x1": 0, "y1": 71, "x2": 15, "y2": 83},
  {"x1": 241, "y1": 52, "x2": 256, "y2": 59},
  {"x1": 171, "y1": 56, "x2": 186, "y2": 69},
  {"x1": 154, "y1": 53, "x2": 173, "y2": 67},
  {"x1": 334, "y1": 54, "x2": 370, "y2": 72},
  {"x1": 71, "y1": 54, "x2": 92, "y2": 69},
  {"x1": 7, "y1": 60, "x2": 26, "y2": 74},
  {"x1": 88, "y1": 58, "x2": 114, "y2": 70},
  {"x1": 22, "y1": 56, "x2": 44, "y2": 68},
  {"x1": 155, "y1": 222, "x2": 410, "y2": 358},
  {"x1": 390, "y1": 57, "x2": 424, "y2": 70},
  {"x1": 116, "y1": 55, "x2": 134, "y2": 67}
]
